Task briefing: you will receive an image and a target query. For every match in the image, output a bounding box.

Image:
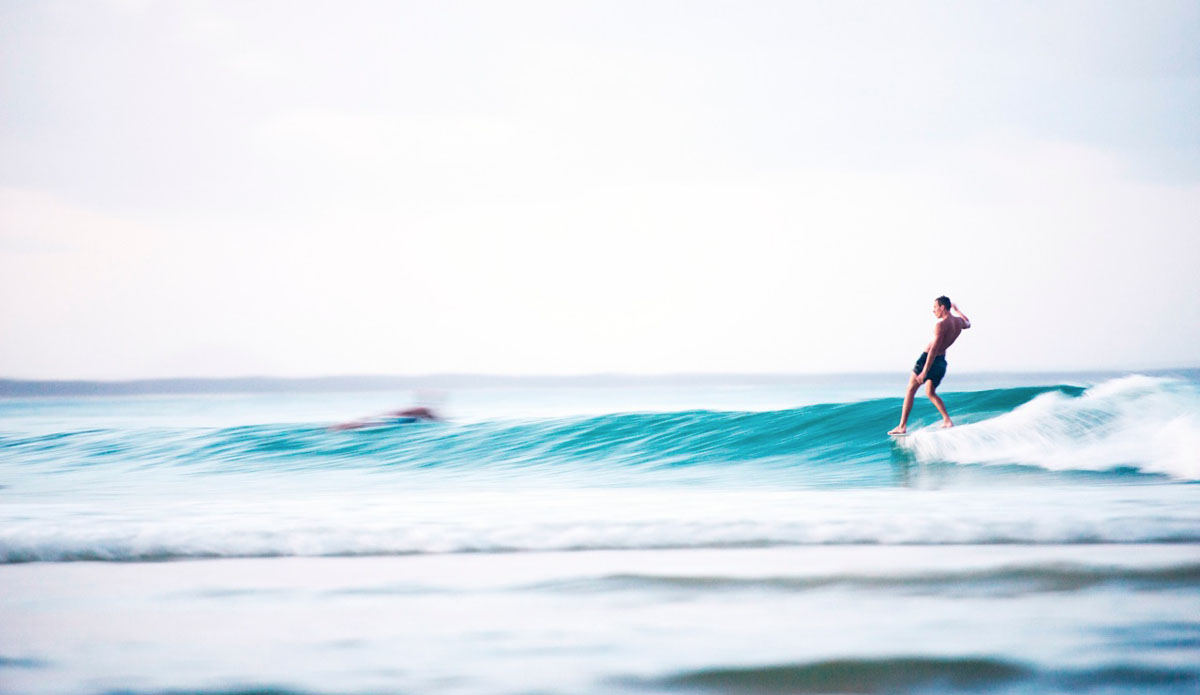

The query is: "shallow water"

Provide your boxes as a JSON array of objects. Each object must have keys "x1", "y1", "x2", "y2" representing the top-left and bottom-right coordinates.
[{"x1": 2, "y1": 373, "x2": 1198, "y2": 694}]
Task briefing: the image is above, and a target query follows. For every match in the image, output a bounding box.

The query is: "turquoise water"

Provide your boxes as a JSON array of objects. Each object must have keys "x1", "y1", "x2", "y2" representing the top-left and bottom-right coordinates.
[{"x1": 1, "y1": 373, "x2": 1198, "y2": 693}]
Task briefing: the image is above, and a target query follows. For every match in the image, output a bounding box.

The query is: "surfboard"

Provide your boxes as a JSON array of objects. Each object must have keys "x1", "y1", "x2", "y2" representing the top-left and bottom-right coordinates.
[{"x1": 890, "y1": 426, "x2": 953, "y2": 437}]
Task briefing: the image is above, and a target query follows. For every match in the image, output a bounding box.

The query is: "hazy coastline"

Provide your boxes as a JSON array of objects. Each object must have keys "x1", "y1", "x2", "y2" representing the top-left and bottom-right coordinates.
[{"x1": 3, "y1": 367, "x2": 1198, "y2": 397}]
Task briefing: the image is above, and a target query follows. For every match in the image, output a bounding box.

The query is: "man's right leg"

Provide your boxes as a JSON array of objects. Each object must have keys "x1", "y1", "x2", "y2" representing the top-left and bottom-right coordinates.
[
  {"x1": 888, "y1": 374, "x2": 921, "y2": 435},
  {"x1": 926, "y1": 381, "x2": 953, "y2": 428}
]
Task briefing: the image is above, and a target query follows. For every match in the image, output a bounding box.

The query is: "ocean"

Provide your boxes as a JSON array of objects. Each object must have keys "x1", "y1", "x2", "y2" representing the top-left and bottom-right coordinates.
[{"x1": 2, "y1": 372, "x2": 1198, "y2": 694}]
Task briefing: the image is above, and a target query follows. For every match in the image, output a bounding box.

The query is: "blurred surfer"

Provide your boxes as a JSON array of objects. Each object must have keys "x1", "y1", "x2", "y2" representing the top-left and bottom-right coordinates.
[
  {"x1": 330, "y1": 407, "x2": 441, "y2": 431},
  {"x1": 888, "y1": 296, "x2": 971, "y2": 435},
  {"x1": 380, "y1": 406, "x2": 441, "y2": 424},
  {"x1": 330, "y1": 392, "x2": 446, "y2": 431}
]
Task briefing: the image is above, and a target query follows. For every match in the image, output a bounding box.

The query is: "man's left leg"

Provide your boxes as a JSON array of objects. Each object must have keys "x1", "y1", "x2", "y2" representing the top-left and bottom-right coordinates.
[
  {"x1": 925, "y1": 382, "x2": 953, "y2": 428},
  {"x1": 888, "y1": 374, "x2": 921, "y2": 435}
]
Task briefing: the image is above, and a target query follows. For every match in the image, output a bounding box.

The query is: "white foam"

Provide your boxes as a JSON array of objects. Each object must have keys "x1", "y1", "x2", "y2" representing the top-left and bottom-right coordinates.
[
  {"x1": 902, "y1": 376, "x2": 1200, "y2": 480},
  {"x1": 3, "y1": 485, "x2": 1198, "y2": 562}
]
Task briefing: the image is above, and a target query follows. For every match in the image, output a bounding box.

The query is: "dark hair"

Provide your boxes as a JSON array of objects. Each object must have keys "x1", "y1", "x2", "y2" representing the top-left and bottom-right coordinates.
[{"x1": 935, "y1": 296, "x2": 951, "y2": 310}]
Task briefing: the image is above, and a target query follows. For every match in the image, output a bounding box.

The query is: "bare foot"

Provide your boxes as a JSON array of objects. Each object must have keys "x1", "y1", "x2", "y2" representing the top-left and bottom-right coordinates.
[
  {"x1": 888, "y1": 425, "x2": 907, "y2": 435},
  {"x1": 940, "y1": 420, "x2": 954, "y2": 429}
]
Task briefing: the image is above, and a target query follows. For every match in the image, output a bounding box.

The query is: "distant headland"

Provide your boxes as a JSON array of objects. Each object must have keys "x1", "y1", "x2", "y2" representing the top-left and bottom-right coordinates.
[{"x1": 3, "y1": 368, "x2": 1197, "y2": 397}]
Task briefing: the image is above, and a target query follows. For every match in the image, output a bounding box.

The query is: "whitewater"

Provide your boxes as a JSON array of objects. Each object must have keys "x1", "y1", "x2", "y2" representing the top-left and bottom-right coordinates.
[{"x1": 1, "y1": 372, "x2": 1198, "y2": 694}]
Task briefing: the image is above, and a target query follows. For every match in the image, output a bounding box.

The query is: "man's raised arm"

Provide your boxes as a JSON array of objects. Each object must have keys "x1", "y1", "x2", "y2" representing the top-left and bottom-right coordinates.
[{"x1": 952, "y1": 302, "x2": 971, "y2": 328}]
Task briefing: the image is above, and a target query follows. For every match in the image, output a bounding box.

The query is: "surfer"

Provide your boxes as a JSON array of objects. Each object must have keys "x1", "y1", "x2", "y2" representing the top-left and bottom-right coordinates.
[
  {"x1": 386, "y1": 406, "x2": 441, "y2": 422},
  {"x1": 330, "y1": 406, "x2": 443, "y2": 431},
  {"x1": 888, "y1": 296, "x2": 971, "y2": 435}
]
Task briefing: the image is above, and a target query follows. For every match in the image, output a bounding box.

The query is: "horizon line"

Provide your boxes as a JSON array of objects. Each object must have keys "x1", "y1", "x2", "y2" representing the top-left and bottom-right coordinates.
[{"x1": 2, "y1": 366, "x2": 1198, "y2": 398}]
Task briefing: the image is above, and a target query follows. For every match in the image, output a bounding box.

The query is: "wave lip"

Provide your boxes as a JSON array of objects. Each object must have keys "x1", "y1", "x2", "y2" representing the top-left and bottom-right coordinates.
[
  {"x1": 900, "y1": 376, "x2": 1200, "y2": 480},
  {"x1": 622, "y1": 657, "x2": 1030, "y2": 694},
  {"x1": 526, "y1": 563, "x2": 1200, "y2": 596},
  {"x1": 627, "y1": 656, "x2": 1199, "y2": 694},
  {"x1": 5, "y1": 511, "x2": 1200, "y2": 563}
]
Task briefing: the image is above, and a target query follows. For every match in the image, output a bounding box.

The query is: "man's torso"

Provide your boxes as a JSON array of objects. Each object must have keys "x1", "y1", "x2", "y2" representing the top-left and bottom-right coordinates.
[{"x1": 932, "y1": 316, "x2": 966, "y2": 356}]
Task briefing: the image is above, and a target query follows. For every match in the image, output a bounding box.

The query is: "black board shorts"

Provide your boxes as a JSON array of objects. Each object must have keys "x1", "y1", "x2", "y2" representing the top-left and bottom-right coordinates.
[{"x1": 913, "y1": 352, "x2": 948, "y2": 388}]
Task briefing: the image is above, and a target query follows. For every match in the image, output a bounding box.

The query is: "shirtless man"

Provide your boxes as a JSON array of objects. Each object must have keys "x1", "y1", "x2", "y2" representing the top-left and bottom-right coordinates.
[{"x1": 888, "y1": 296, "x2": 971, "y2": 435}]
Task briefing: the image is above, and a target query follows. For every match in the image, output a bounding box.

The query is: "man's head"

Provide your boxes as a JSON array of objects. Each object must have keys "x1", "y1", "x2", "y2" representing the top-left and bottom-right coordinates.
[{"x1": 933, "y1": 296, "x2": 951, "y2": 318}]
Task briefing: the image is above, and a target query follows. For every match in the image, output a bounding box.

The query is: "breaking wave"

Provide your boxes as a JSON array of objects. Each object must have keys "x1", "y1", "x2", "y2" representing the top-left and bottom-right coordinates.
[{"x1": 898, "y1": 376, "x2": 1200, "y2": 480}]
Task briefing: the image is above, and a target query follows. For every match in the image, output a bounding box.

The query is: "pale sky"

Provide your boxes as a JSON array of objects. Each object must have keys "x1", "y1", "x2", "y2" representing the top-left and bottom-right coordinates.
[{"x1": 2, "y1": 0, "x2": 1198, "y2": 379}]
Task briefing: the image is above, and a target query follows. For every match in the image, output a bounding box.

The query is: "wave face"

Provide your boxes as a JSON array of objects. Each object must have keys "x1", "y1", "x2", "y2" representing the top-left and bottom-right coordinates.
[{"x1": 3, "y1": 376, "x2": 1197, "y2": 481}]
